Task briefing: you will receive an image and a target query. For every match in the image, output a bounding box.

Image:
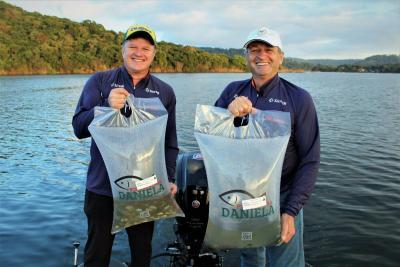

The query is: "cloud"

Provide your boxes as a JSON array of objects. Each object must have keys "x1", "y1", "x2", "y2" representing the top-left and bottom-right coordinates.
[{"x1": 5, "y1": 0, "x2": 400, "y2": 59}]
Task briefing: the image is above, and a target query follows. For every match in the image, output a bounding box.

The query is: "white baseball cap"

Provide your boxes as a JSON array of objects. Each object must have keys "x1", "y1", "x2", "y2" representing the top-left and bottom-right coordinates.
[{"x1": 243, "y1": 27, "x2": 283, "y2": 51}]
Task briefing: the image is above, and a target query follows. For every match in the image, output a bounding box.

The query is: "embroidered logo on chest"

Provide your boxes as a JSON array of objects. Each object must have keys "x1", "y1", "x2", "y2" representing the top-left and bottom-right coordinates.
[
  {"x1": 268, "y1": 98, "x2": 287, "y2": 106},
  {"x1": 145, "y1": 88, "x2": 160, "y2": 95},
  {"x1": 111, "y1": 82, "x2": 124, "y2": 88}
]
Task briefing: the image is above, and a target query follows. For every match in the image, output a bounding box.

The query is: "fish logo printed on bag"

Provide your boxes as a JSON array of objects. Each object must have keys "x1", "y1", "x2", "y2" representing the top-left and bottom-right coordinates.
[
  {"x1": 219, "y1": 190, "x2": 255, "y2": 209},
  {"x1": 219, "y1": 190, "x2": 274, "y2": 219},
  {"x1": 115, "y1": 174, "x2": 159, "y2": 192}
]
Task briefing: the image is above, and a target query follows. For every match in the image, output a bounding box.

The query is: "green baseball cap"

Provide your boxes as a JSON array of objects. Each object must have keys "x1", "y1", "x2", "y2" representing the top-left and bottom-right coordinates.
[{"x1": 122, "y1": 24, "x2": 157, "y2": 45}]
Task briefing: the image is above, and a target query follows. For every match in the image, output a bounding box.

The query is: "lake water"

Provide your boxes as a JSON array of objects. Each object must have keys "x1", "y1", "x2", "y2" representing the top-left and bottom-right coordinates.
[{"x1": 0, "y1": 72, "x2": 399, "y2": 267}]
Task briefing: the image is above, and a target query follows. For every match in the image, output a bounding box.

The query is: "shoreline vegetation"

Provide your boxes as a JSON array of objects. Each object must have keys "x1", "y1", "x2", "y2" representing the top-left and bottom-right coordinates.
[
  {"x1": 0, "y1": 66, "x2": 305, "y2": 76},
  {"x1": 1, "y1": 1, "x2": 399, "y2": 76}
]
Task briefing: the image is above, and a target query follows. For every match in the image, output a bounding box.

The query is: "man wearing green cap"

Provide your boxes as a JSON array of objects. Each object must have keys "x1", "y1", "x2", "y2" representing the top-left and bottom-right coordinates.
[{"x1": 72, "y1": 24, "x2": 179, "y2": 267}]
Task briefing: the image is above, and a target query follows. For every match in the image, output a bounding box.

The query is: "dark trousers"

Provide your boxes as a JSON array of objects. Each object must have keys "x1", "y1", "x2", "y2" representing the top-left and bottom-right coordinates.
[{"x1": 84, "y1": 190, "x2": 154, "y2": 267}]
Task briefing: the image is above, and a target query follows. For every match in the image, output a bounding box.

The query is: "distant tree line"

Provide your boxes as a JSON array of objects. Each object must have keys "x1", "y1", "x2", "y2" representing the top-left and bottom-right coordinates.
[
  {"x1": 0, "y1": 1, "x2": 398, "y2": 75},
  {"x1": 0, "y1": 1, "x2": 246, "y2": 75},
  {"x1": 310, "y1": 64, "x2": 400, "y2": 73},
  {"x1": 152, "y1": 42, "x2": 245, "y2": 72},
  {"x1": 198, "y1": 47, "x2": 244, "y2": 58},
  {"x1": 201, "y1": 48, "x2": 400, "y2": 74}
]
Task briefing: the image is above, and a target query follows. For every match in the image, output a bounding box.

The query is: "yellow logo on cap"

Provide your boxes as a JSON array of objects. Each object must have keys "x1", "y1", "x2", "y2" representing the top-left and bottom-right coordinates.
[{"x1": 123, "y1": 24, "x2": 156, "y2": 44}]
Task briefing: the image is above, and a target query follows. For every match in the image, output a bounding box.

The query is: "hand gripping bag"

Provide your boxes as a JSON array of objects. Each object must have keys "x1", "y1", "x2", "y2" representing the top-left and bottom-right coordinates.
[
  {"x1": 194, "y1": 105, "x2": 291, "y2": 250},
  {"x1": 88, "y1": 95, "x2": 184, "y2": 233}
]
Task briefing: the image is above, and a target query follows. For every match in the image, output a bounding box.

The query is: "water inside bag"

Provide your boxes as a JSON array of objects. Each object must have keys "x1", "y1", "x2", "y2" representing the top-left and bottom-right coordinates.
[
  {"x1": 194, "y1": 105, "x2": 290, "y2": 250},
  {"x1": 88, "y1": 96, "x2": 184, "y2": 233}
]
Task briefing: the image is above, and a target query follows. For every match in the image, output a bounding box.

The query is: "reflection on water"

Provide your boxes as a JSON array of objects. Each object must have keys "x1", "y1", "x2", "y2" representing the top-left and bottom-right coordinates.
[{"x1": 0, "y1": 73, "x2": 399, "y2": 266}]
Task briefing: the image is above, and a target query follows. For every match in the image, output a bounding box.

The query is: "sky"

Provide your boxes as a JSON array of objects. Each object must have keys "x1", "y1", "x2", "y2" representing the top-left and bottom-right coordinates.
[{"x1": 5, "y1": 0, "x2": 400, "y2": 59}]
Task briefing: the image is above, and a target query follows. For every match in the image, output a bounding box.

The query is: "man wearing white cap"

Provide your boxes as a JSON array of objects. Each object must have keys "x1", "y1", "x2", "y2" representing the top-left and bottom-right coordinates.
[
  {"x1": 73, "y1": 24, "x2": 179, "y2": 267},
  {"x1": 215, "y1": 27, "x2": 320, "y2": 267}
]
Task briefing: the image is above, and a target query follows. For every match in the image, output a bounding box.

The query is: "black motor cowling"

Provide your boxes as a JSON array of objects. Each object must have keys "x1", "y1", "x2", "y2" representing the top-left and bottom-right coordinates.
[
  {"x1": 168, "y1": 152, "x2": 222, "y2": 266},
  {"x1": 174, "y1": 152, "x2": 209, "y2": 255}
]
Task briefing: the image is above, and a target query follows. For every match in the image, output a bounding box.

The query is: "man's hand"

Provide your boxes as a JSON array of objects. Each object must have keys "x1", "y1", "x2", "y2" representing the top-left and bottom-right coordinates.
[
  {"x1": 228, "y1": 96, "x2": 255, "y2": 117},
  {"x1": 108, "y1": 88, "x2": 130, "y2": 109},
  {"x1": 280, "y1": 213, "x2": 296, "y2": 243},
  {"x1": 169, "y1": 182, "x2": 178, "y2": 196}
]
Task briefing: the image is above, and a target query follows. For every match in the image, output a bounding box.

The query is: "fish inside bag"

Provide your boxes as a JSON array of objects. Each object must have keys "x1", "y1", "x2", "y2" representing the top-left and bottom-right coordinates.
[
  {"x1": 194, "y1": 105, "x2": 291, "y2": 250},
  {"x1": 88, "y1": 95, "x2": 184, "y2": 233}
]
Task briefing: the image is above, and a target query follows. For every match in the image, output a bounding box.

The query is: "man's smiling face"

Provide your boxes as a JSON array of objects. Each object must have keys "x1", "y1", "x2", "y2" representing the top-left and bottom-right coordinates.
[
  {"x1": 245, "y1": 41, "x2": 284, "y2": 80},
  {"x1": 122, "y1": 37, "x2": 155, "y2": 75}
]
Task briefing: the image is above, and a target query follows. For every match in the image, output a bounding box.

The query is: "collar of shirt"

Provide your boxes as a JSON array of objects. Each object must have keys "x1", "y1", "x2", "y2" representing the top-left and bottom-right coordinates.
[
  {"x1": 121, "y1": 66, "x2": 151, "y2": 92},
  {"x1": 251, "y1": 74, "x2": 280, "y2": 97}
]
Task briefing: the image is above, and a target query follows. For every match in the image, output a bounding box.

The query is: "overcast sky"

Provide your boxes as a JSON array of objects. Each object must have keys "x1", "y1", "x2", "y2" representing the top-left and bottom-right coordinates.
[{"x1": 6, "y1": 0, "x2": 400, "y2": 59}]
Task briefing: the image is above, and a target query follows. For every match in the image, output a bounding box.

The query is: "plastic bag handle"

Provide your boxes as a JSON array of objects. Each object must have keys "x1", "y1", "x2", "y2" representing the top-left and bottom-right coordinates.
[
  {"x1": 118, "y1": 95, "x2": 134, "y2": 118},
  {"x1": 125, "y1": 94, "x2": 134, "y2": 109}
]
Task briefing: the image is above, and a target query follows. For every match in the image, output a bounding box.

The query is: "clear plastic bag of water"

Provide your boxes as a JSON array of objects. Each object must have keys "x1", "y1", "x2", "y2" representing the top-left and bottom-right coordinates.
[
  {"x1": 194, "y1": 105, "x2": 291, "y2": 250},
  {"x1": 88, "y1": 95, "x2": 184, "y2": 233}
]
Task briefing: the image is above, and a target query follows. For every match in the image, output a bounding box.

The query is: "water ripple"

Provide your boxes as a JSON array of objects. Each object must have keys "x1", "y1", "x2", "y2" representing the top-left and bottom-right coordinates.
[{"x1": 1, "y1": 73, "x2": 400, "y2": 266}]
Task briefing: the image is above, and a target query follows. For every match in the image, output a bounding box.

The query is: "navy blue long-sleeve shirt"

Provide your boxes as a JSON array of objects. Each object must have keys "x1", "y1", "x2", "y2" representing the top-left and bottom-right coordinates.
[
  {"x1": 215, "y1": 74, "x2": 320, "y2": 216},
  {"x1": 72, "y1": 66, "x2": 179, "y2": 196}
]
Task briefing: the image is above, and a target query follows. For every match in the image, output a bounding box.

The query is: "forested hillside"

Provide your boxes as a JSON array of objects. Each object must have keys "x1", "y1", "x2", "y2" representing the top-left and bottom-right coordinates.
[
  {"x1": 0, "y1": 1, "x2": 245, "y2": 75},
  {"x1": 1, "y1": 1, "x2": 398, "y2": 75},
  {"x1": 200, "y1": 48, "x2": 400, "y2": 73}
]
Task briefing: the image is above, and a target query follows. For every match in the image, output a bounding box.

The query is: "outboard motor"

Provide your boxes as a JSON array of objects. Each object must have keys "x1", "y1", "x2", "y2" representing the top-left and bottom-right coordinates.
[
  {"x1": 175, "y1": 152, "x2": 209, "y2": 253},
  {"x1": 74, "y1": 152, "x2": 223, "y2": 266},
  {"x1": 165, "y1": 152, "x2": 222, "y2": 266}
]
